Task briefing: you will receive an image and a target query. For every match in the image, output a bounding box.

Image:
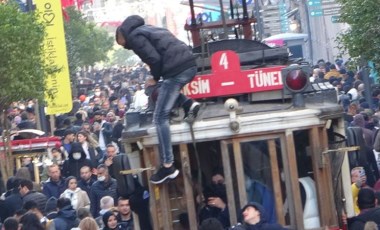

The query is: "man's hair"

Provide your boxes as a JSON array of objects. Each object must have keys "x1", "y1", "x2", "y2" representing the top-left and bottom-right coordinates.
[
  {"x1": 118, "y1": 196, "x2": 129, "y2": 204},
  {"x1": 97, "y1": 164, "x2": 108, "y2": 171},
  {"x1": 358, "y1": 188, "x2": 376, "y2": 210},
  {"x1": 106, "y1": 143, "x2": 116, "y2": 149},
  {"x1": 100, "y1": 196, "x2": 114, "y2": 210},
  {"x1": 3, "y1": 217, "x2": 19, "y2": 230},
  {"x1": 19, "y1": 179, "x2": 33, "y2": 190},
  {"x1": 48, "y1": 163, "x2": 60, "y2": 171},
  {"x1": 23, "y1": 200, "x2": 38, "y2": 211},
  {"x1": 199, "y1": 218, "x2": 224, "y2": 230},
  {"x1": 57, "y1": 197, "x2": 72, "y2": 209},
  {"x1": 80, "y1": 165, "x2": 92, "y2": 172}
]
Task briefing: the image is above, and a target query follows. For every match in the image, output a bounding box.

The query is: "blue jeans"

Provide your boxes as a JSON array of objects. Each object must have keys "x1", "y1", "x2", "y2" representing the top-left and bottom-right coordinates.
[{"x1": 153, "y1": 66, "x2": 197, "y2": 165}]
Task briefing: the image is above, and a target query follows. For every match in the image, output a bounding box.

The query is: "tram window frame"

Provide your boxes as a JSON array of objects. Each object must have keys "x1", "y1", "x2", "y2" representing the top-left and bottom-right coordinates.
[{"x1": 220, "y1": 134, "x2": 290, "y2": 227}]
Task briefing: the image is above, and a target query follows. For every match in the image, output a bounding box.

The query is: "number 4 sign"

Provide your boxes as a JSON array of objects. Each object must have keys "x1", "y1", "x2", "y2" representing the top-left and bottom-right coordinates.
[{"x1": 183, "y1": 50, "x2": 285, "y2": 99}]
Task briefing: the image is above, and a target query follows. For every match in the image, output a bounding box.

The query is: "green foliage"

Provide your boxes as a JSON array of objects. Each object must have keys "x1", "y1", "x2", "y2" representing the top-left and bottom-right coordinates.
[
  {"x1": 336, "y1": 0, "x2": 380, "y2": 74},
  {"x1": 64, "y1": 7, "x2": 114, "y2": 76},
  {"x1": 109, "y1": 47, "x2": 138, "y2": 66},
  {"x1": 0, "y1": 2, "x2": 51, "y2": 110}
]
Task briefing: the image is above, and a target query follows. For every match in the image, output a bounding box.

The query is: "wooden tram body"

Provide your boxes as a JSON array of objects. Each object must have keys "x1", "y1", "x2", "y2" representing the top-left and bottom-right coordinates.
[
  {"x1": 121, "y1": 1, "x2": 354, "y2": 229},
  {"x1": 122, "y1": 52, "x2": 354, "y2": 229}
]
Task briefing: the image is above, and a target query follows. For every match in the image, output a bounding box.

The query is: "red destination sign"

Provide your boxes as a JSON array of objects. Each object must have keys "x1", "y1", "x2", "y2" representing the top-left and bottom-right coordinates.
[{"x1": 183, "y1": 50, "x2": 286, "y2": 99}]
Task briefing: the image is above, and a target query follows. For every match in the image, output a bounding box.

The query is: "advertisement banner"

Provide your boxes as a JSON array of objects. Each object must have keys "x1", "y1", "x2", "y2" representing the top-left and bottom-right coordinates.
[{"x1": 35, "y1": 0, "x2": 72, "y2": 114}]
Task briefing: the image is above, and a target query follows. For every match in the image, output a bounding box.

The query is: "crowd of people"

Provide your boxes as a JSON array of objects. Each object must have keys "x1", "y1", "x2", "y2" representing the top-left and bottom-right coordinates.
[
  {"x1": 2, "y1": 19, "x2": 380, "y2": 228},
  {"x1": 0, "y1": 61, "x2": 153, "y2": 229}
]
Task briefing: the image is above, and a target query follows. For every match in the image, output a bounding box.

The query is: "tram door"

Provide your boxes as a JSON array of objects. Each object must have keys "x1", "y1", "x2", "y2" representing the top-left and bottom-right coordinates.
[{"x1": 220, "y1": 135, "x2": 290, "y2": 227}]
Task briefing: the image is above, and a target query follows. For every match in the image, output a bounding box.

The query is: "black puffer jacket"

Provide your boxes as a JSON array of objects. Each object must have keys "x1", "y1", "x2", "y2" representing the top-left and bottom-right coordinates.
[{"x1": 118, "y1": 15, "x2": 196, "y2": 80}]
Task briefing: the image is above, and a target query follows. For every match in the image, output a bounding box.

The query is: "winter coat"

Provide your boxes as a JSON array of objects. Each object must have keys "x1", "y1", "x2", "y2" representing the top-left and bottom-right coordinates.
[
  {"x1": 3, "y1": 189, "x2": 23, "y2": 219},
  {"x1": 90, "y1": 178, "x2": 118, "y2": 217},
  {"x1": 60, "y1": 188, "x2": 90, "y2": 210},
  {"x1": 95, "y1": 121, "x2": 113, "y2": 151},
  {"x1": 78, "y1": 176, "x2": 97, "y2": 196},
  {"x1": 43, "y1": 178, "x2": 66, "y2": 199},
  {"x1": 62, "y1": 143, "x2": 92, "y2": 178},
  {"x1": 53, "y1": 205, "x2": 80, "y2": 230},
  {"x1": 119, "y1": 15, "x2": 196, "y2": 80},
  {"x1": 82, "y1": 141, "x2": 104, "y2": 168},
  {"x1": 348, "y1": 207, "x2": 380, "y2": 230},
  {"x1": 22, "y1": 190, "x2": 47, "y2": 214},
  {"x1": 230, "y1": 202, "x2": 285, "y2": 230},
  {"x1": 230, "y1": 222, "x2": 285, "y2": 230}
]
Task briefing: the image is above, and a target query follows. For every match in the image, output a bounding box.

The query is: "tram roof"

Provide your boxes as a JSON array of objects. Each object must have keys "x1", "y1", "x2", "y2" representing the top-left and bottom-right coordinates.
[{"x1": 122, "y1": 93, "x2": 343, "y2": 146}]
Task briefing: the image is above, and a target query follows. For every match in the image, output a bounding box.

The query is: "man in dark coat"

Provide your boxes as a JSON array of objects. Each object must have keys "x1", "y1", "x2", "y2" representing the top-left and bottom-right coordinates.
[
  {"x1": 43, "y1": 164, "x2": 66, "y2": 199},
  {"x1": 19, "y1": 179, "x2": 47, "y2": 215},
  {"x1": 116, "y1": 15, "x2": 200, "y2": 184},
  {"x1": 52, "y1": 197, "x2": 79, "y2": 230},
  {"x1": 90, "y1": 164, "x2": 118, "y2": 217},
  {"x1": 348, "y1": 188, "x2": 380, "y2": 230},
  {"x1": 2, "y1": 177, "x2": 22, "y2": 220},
  {"x1": 230, "y1": 202, "x2": 285, "y2": 230},
  {"x1": 62, "y1": 142, "x2": 92, "y2": 178},
  {"x1": 77, "y1": 165, "x2": 96, "y2": 197}
]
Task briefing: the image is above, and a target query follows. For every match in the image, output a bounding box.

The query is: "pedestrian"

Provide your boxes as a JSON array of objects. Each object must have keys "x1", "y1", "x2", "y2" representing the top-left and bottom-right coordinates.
[
  {"x1": 90, "y1": 165, "x2": 118, "y2": 218},
  {"x1": 102, "y1": 211, "x2": 119, "y2": 230},
  {"x1": 2, "y1": 217, "x2": 20, "y2": 230},
  {"x1": 230, "y1": 202, "x2": 285, "y2": 230},
  {"x1": 116, "y1": 15, "x2": 200, "y2": 184},
  {"x1": 60, "y1": 176, "x2": 91, "y2": 211}
]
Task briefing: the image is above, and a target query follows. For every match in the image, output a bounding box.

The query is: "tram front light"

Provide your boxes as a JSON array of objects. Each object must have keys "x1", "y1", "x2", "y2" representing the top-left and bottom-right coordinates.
[{"x1": 281, "y1": 64, "x2": 312, "y2": 107}]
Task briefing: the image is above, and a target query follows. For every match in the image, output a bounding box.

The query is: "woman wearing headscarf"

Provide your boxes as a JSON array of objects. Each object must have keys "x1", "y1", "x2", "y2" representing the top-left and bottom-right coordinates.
[{"x1": 102, "y1": 211, "x2": 119, "y2": 230}]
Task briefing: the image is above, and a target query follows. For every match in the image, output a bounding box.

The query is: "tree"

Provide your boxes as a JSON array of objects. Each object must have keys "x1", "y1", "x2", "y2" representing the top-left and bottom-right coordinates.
[
  {"x1": 64, "y1": 7, "x2": 114, "y2": 78},
  {"x1": 336, "y1": 0, "x2": 380, "y2": 77},
  {"x1": 0, "y1": 2, "x2": 57, "y2": 180},
  {"x1": 109, "y1": 48, "x2": 140, "y2": 66}
]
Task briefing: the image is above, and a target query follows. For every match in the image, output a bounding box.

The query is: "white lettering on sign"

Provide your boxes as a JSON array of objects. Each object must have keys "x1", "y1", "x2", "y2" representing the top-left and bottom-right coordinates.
[
  {"x1": 219, "y1": 53, "x2": 229, "y2": 69},
  {"x1": 221, "y1": 81, "x2": 235, "y2": 86},
  {"x1": 183, "y1": 78, "x2": 211, "y2": 95},
  {"x1": 247, "y1": 70, "x2": 283, "y2": 88}
]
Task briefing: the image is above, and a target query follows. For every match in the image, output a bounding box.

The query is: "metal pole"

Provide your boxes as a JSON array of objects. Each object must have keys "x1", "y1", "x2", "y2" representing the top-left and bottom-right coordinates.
[
  {"x1": 242, "y1": 0, "x2": 248, "y2": 19},
  {"x1": 189, "y1": 0, "x2": 197, "y2": 25},
  {"x1": 218, "y1": 0, "x2": 229, "y2": 39}
]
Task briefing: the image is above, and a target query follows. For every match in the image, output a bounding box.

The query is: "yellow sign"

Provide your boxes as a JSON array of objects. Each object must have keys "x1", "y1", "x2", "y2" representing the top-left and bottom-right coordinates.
[{"x1": 35, "y1": 0, "x2": 72, "y2": 115}]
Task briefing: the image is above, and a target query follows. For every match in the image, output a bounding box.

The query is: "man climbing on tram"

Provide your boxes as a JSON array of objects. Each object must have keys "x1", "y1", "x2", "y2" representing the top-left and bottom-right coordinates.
[{"x1": 116, "y1": 15, "x2": 200, "y2": 184}]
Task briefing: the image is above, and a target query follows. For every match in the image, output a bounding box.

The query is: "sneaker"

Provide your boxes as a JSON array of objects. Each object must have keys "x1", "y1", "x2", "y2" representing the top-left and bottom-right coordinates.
[
  {"x1": 150, "y1": 165, "x2": 179, "y2": 184},
  {"x1": 184, "y1": 101, "x2": 200, "y2": 122}
]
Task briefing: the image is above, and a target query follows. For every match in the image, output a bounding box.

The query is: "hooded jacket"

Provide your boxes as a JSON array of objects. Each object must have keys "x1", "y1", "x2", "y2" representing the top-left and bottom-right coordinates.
[
  {"x1": 231, "y1": 202, "x2": 285, "y2": 230},
  {"x1": 118, "y1": 15, "x2": 196, "y2": 80},
  {"x1": 53, "y1": 205, "x2": 80, "y2": 230},
  {"x1": 62, "y1": 142, "x2": 92, "y2": 178}
]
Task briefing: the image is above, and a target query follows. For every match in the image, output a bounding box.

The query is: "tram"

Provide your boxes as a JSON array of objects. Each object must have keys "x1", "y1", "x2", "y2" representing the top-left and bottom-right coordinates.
[{"x1": 121, "y1": 1, "x2": 353, "y2": 229}]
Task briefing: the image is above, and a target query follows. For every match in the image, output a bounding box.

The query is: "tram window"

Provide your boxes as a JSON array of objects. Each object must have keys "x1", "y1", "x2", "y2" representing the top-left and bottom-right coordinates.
[{"x1": 226, "y1": 138, "x2": 287, "y2": 225}]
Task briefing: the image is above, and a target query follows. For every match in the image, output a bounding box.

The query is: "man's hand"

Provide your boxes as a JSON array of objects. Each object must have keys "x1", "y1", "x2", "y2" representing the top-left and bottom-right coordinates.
[
  {"x1": 105, "y1": 157, "x2": 113, "y2": 167},
  {"x1": 207, "y1": 197, "x2": 226, "y2": 210}
]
